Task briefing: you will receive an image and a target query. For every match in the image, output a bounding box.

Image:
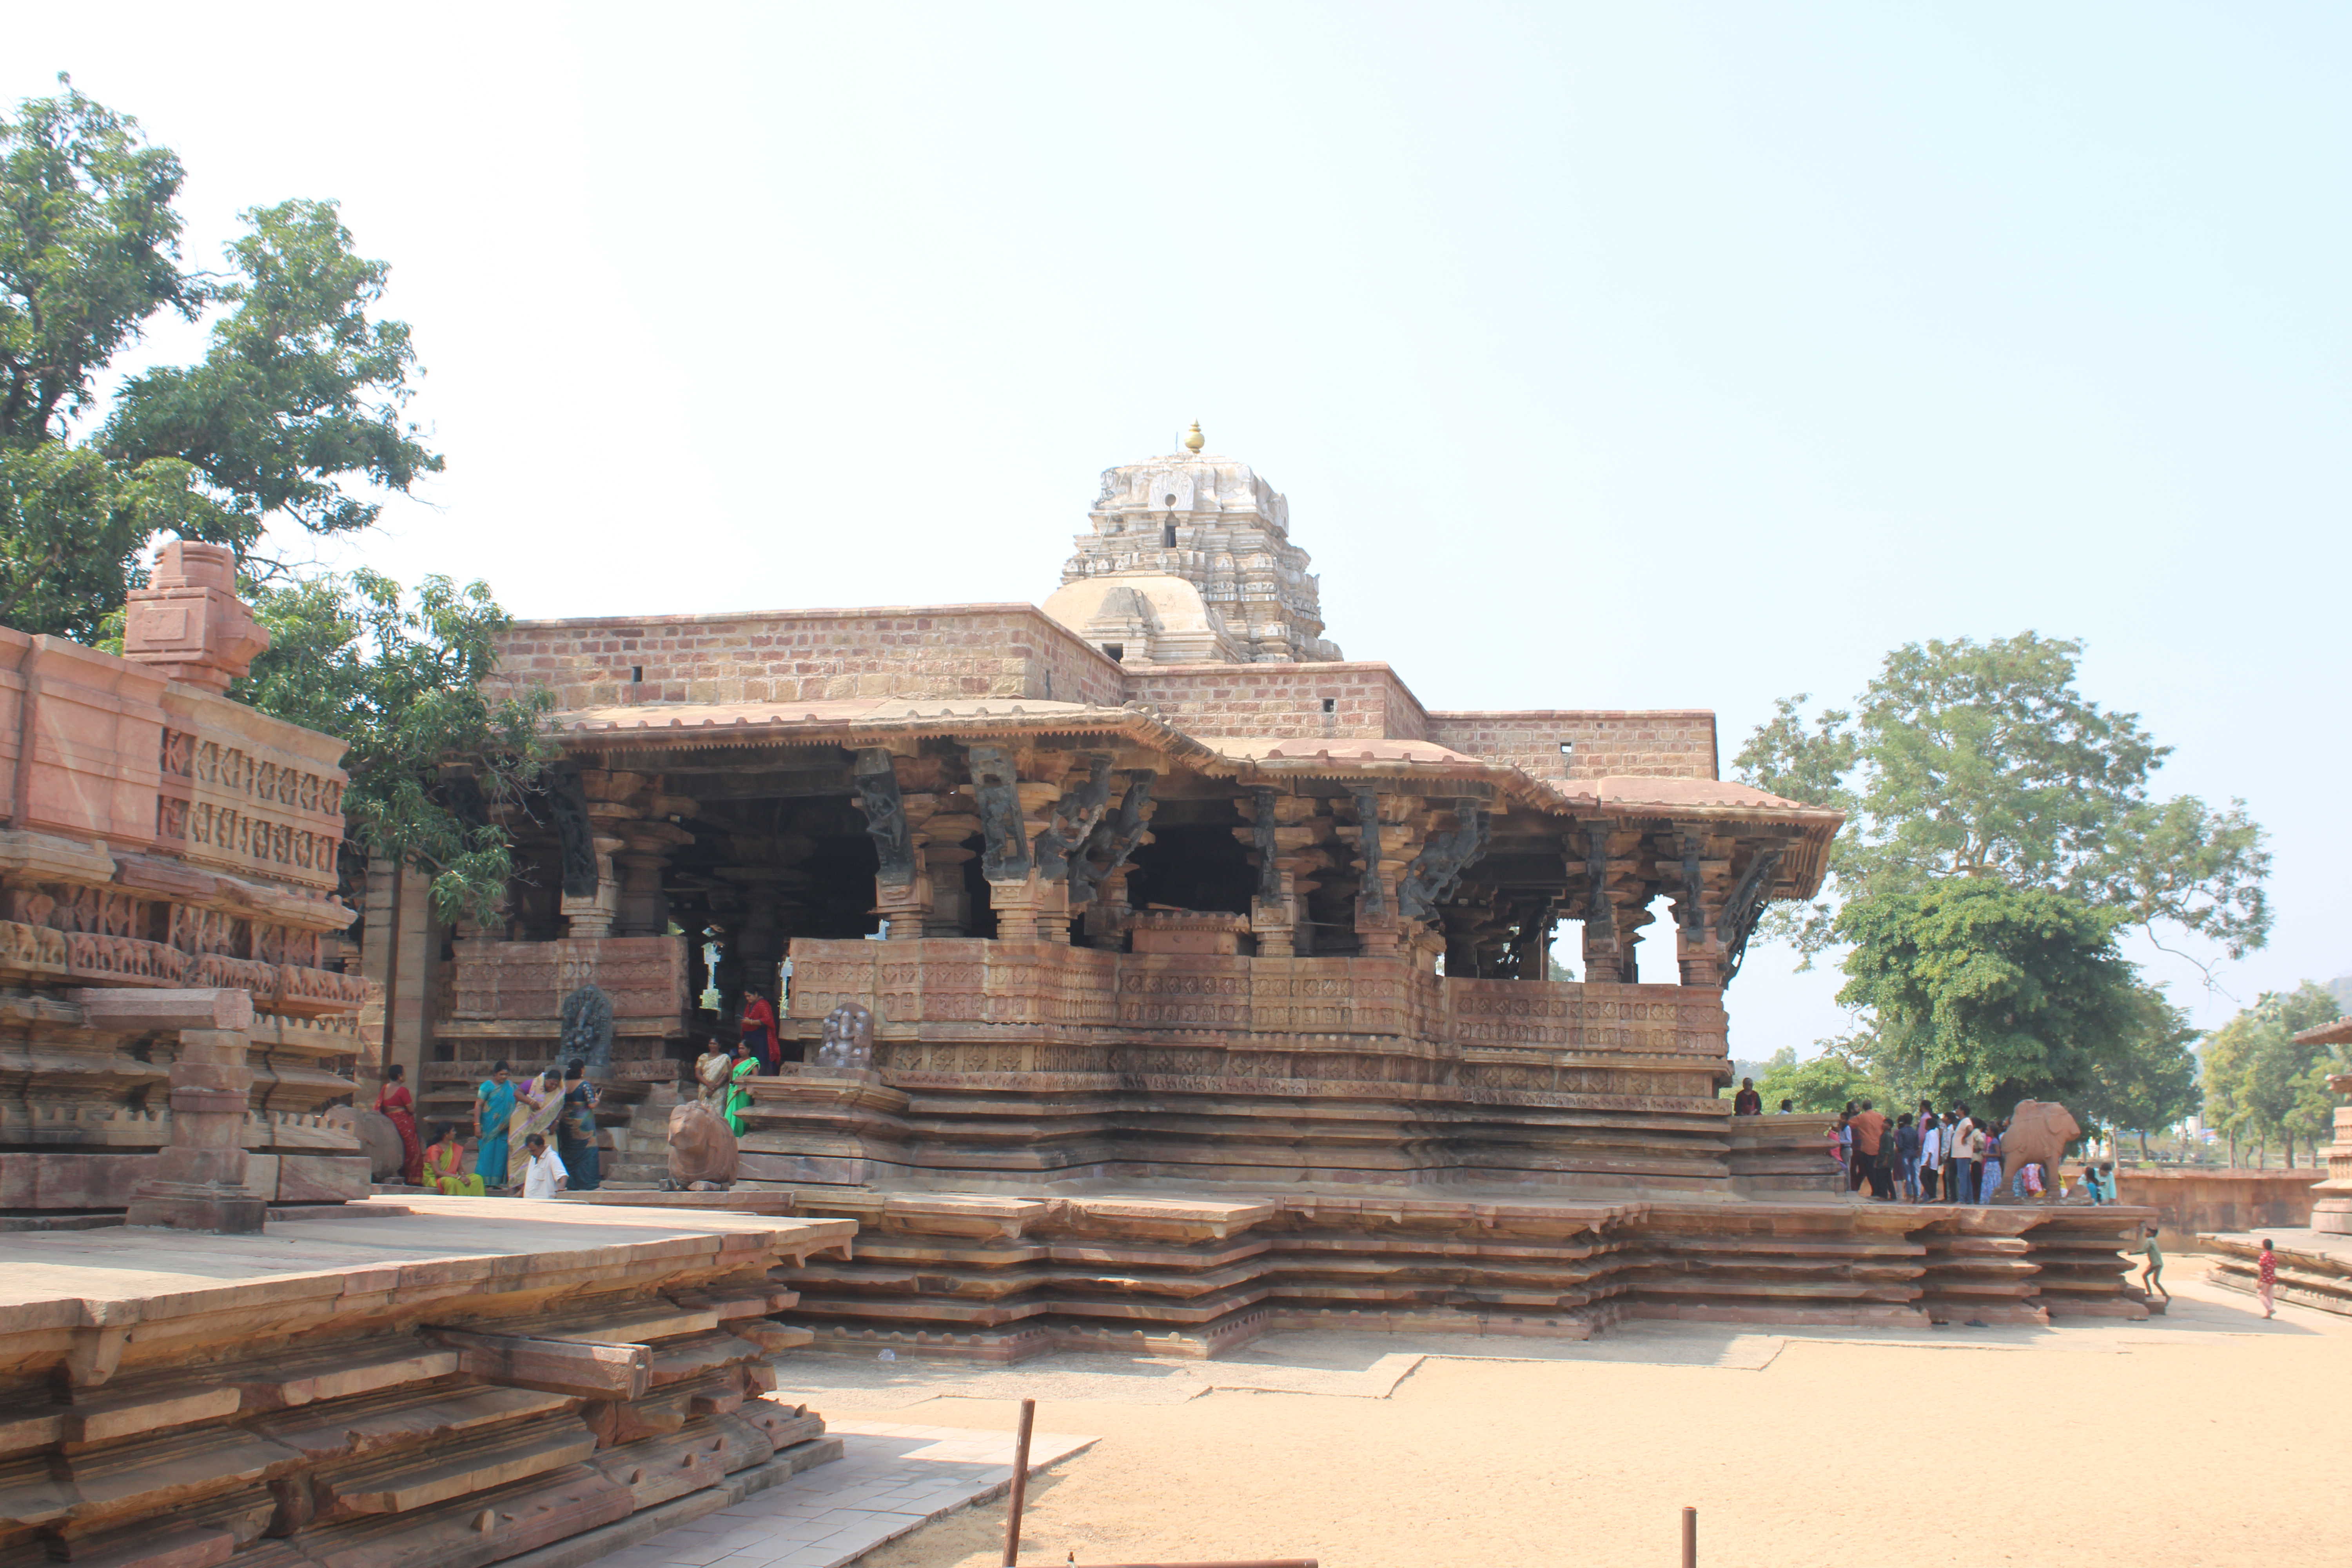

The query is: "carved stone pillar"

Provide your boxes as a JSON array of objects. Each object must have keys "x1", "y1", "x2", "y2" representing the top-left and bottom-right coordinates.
[
  {"x1": 970, "y1": 744, "x2": 1050, "y2": 943},
  {"x1": 1577, "y1": 823, "x2": 1651, "y2": 984},
  {"x1": 103, "y1": 989, "x2": 266, "y2": 1233},
  {"x1": 1340, "y1": 789, "x2": 1416, "y2": 957},
  {"x1": 854, "y1": 748, "x2": 935, "y2": 940},
  {"x1": 1239, "y1": 789, "x2": 1296, "y2": 958},
  {"x1": 1660, "y1": 828, "x2": 1731, "y2": 989},
  {"x1": 561, "y1": 769, "x2": 644, "y2": 938},
  {"x1": 973, "y1": 746, "x2": 1116, "y2": 946}
]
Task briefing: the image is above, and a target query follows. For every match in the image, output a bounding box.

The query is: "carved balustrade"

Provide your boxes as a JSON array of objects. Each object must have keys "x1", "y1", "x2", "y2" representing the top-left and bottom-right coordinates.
[{"x1": 780, "y1": 936, "x2": 1731, "y2": 1105}]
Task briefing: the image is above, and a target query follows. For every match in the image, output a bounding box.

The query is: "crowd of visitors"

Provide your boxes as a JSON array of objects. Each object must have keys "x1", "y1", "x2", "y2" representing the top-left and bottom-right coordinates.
[
  {"x1": 377, "y1": 987, "x2": 791, "y2": 1199},
  {"x1": 1726, "y1": 1077, "x2": 2119, "y2": 1205}
]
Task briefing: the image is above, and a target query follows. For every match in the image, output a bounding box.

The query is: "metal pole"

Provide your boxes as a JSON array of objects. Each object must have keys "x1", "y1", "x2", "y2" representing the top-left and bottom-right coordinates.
[
  {"x1": 1682, "y1": 1506, "x2": 1697, "y2": 1568},
  {"x1": 1002, "y1": 1397, "x2": 1037, "y2": 1568}
]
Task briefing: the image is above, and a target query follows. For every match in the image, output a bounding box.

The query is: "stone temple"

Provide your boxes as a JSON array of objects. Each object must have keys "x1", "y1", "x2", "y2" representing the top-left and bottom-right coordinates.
[{"x1": 401, "y1": 429, "x2": 2153, "y2": 1357}]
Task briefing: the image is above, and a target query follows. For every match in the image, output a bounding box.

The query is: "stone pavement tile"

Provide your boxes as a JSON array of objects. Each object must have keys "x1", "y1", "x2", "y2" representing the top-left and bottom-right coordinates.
[{"x1": 589, "y1": 1426, "x2": 1101, "y2": 1568}]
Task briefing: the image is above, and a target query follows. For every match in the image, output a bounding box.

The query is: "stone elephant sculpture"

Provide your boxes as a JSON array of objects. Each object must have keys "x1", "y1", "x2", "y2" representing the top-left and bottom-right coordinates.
[
  {"x1": 666, "y1": 1099, "x2": 739, "y2": 1189},
  {"x1": 326, "y1": 1105, "x2": 407, "y2": 1183},
  {"x1": 1996, "y1": 1100, "x2": 2082, "y2": 1202}
]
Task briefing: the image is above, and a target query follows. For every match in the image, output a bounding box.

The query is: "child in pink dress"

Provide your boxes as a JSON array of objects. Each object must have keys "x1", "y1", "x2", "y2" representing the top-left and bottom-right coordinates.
[{"x1": 2258, "y1": 1238, "x2": 2277, "y2": 1319}]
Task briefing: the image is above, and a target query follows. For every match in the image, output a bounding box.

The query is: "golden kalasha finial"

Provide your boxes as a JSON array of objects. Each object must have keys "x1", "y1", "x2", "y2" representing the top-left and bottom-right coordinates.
[{"x1": 1183, "y1": 421, "x2": 1204, "y2": 453}]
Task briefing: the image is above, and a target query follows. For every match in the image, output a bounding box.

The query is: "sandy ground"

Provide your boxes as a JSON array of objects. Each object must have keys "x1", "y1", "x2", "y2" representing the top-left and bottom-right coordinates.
[{"x1": 774, "y1": 1261, "x2": 2345, "y2": 1568}]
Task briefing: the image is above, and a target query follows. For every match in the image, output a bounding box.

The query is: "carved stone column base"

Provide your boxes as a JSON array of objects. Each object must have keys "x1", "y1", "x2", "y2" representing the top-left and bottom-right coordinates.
[
  {"x1": 874, "y1": 877, "x2": 933, "y2": 940},
  {"x1": 986, "y1": 875, "x2": 1069, "y2": 944},
  {"x1": 1250, "y1": 898, "x2": 1296, "y2": 958},
  {"x1": 125, "y1": 1180, "x2": 268, "y2": 1234}
]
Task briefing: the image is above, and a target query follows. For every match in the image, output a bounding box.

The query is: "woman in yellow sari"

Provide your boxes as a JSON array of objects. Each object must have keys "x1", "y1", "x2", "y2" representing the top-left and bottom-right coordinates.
[
  {"x1": 423, "y1": 1123, "x2": 485, "y2": 1196},
  {"x1": 504, "y1": 1069, "x2": 566, "y2": 1192}
]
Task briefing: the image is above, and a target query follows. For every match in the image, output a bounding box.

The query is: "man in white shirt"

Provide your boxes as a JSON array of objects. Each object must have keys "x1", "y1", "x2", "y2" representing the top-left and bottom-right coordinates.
[
  {"x1": 1946, "y1": 1106, "x2": 1979, "y2": 1203},
  {"x1": 521, "y1": 1132, "x2": 569, "y2": 1200},
  {"x1": 1916, "y1": 1116, "x2": 1942, "y2": 1202}
]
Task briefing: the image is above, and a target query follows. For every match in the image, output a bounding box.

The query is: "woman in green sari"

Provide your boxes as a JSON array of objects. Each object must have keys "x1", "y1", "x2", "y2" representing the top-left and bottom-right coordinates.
[
  {"x1": 726, "y1": 1047, "x2": 759, "y2": 1135},
  {"x1": 505, "y1": 1069, "x2": 566, "y2": 1191}
]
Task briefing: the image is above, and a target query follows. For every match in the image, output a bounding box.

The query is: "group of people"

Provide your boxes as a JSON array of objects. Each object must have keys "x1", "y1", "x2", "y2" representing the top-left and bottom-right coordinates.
[
  {"x1": 694, "y1": 985, "x2": 782, "y2": 1134},
  {"x1": 367, "y1": 1058, "x2": 606, "y2": 1199},
  {"x1": 1728, "y1": 1079, "x2": 2119, "y2": 1205},
  {"x1": 364, "y1": 987, "x2": 785, "y2": 1196}
]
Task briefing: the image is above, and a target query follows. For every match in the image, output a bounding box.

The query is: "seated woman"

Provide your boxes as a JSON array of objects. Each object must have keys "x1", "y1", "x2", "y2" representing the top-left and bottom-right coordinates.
[{"x1": 423, "y1": 1122, "x2": 485, "y2": 1197}]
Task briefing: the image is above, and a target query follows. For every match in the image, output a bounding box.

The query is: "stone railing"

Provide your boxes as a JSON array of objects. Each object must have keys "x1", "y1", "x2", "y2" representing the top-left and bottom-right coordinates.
[{"x1": 784, "y1": 938, "x2": 1730, "y2": 1064}]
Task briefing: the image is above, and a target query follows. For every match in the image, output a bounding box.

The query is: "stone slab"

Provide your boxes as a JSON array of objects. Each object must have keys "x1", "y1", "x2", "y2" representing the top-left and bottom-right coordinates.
[{"x1": 582, "y1": 1423, "x2": 1099, "y2": 1568}]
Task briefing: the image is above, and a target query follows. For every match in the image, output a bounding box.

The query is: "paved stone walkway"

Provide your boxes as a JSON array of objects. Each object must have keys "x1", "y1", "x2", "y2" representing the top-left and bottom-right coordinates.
[{"x1": 593, "y1": 1421, "x2": 1097, "y2": 1568}]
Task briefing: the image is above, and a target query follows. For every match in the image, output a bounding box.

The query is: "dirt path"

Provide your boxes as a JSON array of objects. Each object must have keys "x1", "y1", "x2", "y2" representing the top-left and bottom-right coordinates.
[{"x1": 800, "y1": 1265, "x2": 2344, "y2": 1568}]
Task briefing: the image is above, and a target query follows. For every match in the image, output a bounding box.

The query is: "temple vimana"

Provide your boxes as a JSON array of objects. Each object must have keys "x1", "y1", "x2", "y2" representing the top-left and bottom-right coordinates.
[{"x1": 0, "y1": 435, "x2": 2163, "y2": 1567}]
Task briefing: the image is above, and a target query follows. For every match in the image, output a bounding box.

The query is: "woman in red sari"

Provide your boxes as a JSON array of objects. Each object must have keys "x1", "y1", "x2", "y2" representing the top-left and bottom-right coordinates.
[
  {"x1": 740, "y1": 988, "x2": 779, "y2": 1074},
  {"x1": 375, "y1": 1062, "x2": 424, "y2": 1185}
]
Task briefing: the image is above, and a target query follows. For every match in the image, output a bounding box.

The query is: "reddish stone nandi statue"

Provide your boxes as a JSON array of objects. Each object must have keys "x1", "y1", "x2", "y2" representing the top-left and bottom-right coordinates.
[
  {"x1": 1996, "y1": 1100, "x2": 2083, "y2": 1202},
  {"x1": 665, "y1": 1100, "x2": 738, "y2": 1189}
]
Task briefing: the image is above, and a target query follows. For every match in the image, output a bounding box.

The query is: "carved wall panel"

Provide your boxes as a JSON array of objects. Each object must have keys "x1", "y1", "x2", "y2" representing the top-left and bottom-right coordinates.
[{"x1": 449, "y1": 936, "x2": 690, "y2": 1022}]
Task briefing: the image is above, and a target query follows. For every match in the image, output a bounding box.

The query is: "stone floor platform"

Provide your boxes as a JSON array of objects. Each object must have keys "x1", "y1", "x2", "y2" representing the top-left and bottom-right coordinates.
[
  {"x1": 572, "y1": 1420, "x2": 1098, "y2": 1568},
  {"x1": 670, "y1": 1186, "x2": 2158, "y2": 1359},
  {"x1": 0, "y1": 1197, "x2": 857, "y2": 1568},
  {"x1": 2199, "y1": 1228, "x2": 2352, "y2": 1317}
]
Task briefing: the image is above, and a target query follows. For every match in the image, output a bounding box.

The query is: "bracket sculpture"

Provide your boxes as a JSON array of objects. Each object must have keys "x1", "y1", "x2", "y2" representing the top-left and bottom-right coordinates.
[
  {"x1": 853, "y1": 748, "x2": 917, "y2": 885},
  {"x1": 1398, "y1": 805, "x2": 1489, "y2": 922},
  {"x1": 1034, "y1": 755, "x2": 1115, "y2": 881},
  {"x1": 1069, "y1": 770, "x2": 1156, "y2": 909},
  {"x1": 968, "y1": 746, "x2": 1031, "y2": 882}
]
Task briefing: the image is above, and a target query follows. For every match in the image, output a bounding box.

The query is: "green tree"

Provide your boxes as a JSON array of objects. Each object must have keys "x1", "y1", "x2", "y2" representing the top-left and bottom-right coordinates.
[
  {"x1": 235, "y1": 571, "x2": 554, "y2": 925},
  {"x1": 2081, "y1": 986, "x2": 2201, "y2": 1157},
  {"x1": 1835, "y1": 881, "x2": 2151, "y2": 1114},
  {"x1": 2204, "y1": 984, "x2": 2343, "y2": 1167},
  {"x1": 1756, "y1": 1041, "x2": 1897, "y2": 1114},
  {"x1": 1737, "y1": 633, "x2": 2269, "y2": 979},
  {"x1": 1, "y1": 82, "x2": 437, "y2": 638}
]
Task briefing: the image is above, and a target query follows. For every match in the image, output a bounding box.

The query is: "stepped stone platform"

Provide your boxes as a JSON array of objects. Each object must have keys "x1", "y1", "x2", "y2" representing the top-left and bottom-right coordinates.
[
  {"x1": 670, "y1": 1185, "x2": 2158, "y2": 1359},
  {"x1": 2200, "y1": 1229, "x2": 2352, "y2": 1318},
  {"x1": 0, "y1": 1198, "x2": 856, "y2": 1568}
]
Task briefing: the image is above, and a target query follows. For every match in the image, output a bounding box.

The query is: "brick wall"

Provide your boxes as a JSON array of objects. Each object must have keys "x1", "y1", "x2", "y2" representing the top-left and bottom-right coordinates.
[
  {"x1": 488, "y1": 604, "x2": 1126, "y2": 711},
  {"x1": 1424, "y1": 711, "x2": 1719, "y2": 781},
  {"x1": 1119, "y1": 662, "x2": 1430, "y2": 741}
]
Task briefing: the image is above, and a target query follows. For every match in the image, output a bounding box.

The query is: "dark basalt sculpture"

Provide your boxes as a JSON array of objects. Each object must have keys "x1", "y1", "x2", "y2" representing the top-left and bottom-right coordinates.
[
  {"x1": 546, "y1": 766, "x2": 599, "y2": 899},
  {"x1": 1069, "y1": 770, "x2": 1156, "y2": 909},
  {"x1": 1352, "y1": 788, "x2": 1386, "y2": 918},
  {"x1": 1034, "y1": 755, "x2": 1114, "y2": 881},
  {"x1": 559, "y1": 984, "x2": 615, "y2": 1078},
  {"x1": 1398, "y1": 804, "x2": 1489, "y2": 922},
  {"x1": 969, "y1": 745, "x2": 1032, "y2": 882},
  {"x1": 853, "y1": 748, "x2": 916, "y2": 886}
]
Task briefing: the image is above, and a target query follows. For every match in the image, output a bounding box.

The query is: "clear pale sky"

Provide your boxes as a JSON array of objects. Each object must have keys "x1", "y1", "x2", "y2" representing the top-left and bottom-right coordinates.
[{"x1": 12, "y1": 4, "x2": 2347, "y2": 1053}]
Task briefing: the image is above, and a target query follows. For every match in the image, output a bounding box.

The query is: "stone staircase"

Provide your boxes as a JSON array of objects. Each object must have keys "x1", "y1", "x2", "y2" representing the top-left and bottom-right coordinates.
[{"x1": 603, "y1": 1082, "x2": 684, "y2": 1189}]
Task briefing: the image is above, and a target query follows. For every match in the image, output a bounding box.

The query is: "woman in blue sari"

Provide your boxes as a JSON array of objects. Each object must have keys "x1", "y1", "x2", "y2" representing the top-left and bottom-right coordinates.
[{"x1": 473, "y1": 1060, "x2": 516, "y2": 1191}]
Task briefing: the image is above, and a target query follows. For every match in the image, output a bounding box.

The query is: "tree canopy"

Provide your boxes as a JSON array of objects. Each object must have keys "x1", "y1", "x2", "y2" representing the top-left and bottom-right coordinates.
[
  {"x1": 1738, "y1": 632, "x2": 2269, "y2": 978},
  {"x1": 236, "y1": 571, "x2": 553, "y2": 926},
  {"x1": 1752, "y1": 1043, "x2": 1896, "y2": 1115},
  {"x1": 1833, "y1": 880, "x2": 2176, "y2": 1116},
  {"x1": 2, "y1": 82, "x2": 544, "y2": 922},
  {"x1": 2201, "y1": 983, "x2": 2345, "y2": 1165},
  {"x1": 1, "y1": 81, "x2": 438, "y2": 639}
]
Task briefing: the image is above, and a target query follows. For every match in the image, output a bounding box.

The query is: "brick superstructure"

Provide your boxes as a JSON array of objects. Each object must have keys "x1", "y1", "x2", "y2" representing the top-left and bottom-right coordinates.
[
  {"x1": 488, "y1": 604, "x2": 1126, "y2": 713},
  {"x1": 1119, "y1": 661, "x2": 1430, "y2": 741},
  {"x1": 1426, "y1": 710, "x2": 1720, "y2": 783}
]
